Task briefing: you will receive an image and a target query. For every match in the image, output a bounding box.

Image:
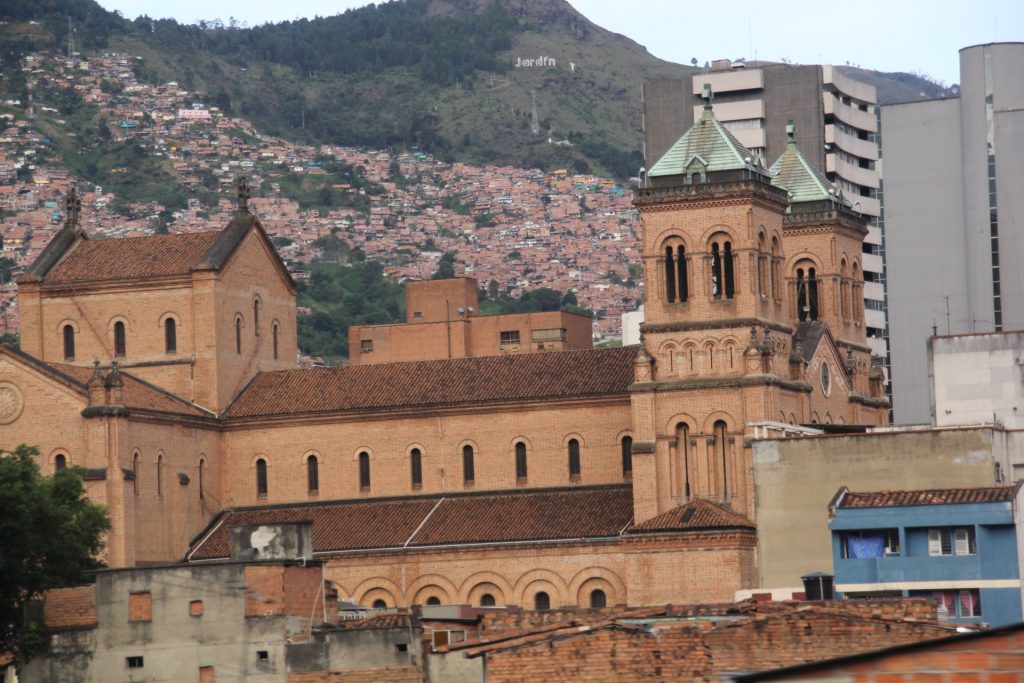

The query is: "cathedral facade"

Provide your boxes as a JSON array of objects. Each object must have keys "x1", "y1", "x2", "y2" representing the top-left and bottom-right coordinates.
[{"x1": 0, "y1": 110, "x2": 886, "y2": 608}]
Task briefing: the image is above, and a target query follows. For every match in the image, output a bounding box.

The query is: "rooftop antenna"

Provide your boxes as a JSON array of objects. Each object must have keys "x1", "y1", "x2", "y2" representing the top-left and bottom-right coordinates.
[
  {"x1": 530, "y1": 89, "x2": 539, "y2": 136},
  {"x1": 67, "y1": 16, "x2": 74, "y2": 61}
]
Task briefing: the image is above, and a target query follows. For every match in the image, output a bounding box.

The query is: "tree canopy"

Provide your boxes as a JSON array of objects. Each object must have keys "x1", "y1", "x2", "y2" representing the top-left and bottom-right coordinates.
[{"x1": 0, "y1": 445, "x2": 111, "y2": 656}]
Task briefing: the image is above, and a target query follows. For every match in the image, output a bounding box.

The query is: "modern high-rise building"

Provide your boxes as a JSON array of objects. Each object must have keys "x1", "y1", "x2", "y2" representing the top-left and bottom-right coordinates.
[
  {"x1": 642, "y1": 62, "x2": 888, "y2": 365},
  {"x1": 882, "y1": 43, "x2": 1024, "y2": 424}
]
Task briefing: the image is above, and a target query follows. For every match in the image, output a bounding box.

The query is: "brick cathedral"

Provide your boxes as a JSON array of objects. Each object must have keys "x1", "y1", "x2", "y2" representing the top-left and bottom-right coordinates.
[{"x1": 0, "y1": 108, "x2": 886, "y2": 608}]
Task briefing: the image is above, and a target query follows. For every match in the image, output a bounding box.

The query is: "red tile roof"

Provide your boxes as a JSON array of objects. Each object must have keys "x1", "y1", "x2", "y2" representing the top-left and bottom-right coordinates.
[
  {"x1": 837, "y1": 485, "x2": 1019, "y2": 509},
  {"x1": 51, "y1": 363, "x2": 212, "y2": 417},
  {"x1": 187, "y1": 485, "x2": 635, "y2": 561},
  {"x1": 44, "y1": 232, "x2": 220, "y2": 283},
  {"x1": 627, "y1": 498, "x2": 755, "y2": 533},
  {"x1": 224, "y1": 346, "x2": 637, "y2": 418}
]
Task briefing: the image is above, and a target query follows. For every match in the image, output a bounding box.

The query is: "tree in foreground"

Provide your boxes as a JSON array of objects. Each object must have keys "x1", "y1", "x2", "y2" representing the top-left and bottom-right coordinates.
[{"x1": 0, "y1": 445, "x2": 110, "y2": 657}]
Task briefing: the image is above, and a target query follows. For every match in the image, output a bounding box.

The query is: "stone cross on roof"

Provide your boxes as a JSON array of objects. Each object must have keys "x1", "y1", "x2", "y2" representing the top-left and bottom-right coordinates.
[
  {"x1": 63, "y1": 184, "x2": 81, "y2": 231},
  {"x1": 236, "y1": 175, "x2": 252, "y2": 214}
]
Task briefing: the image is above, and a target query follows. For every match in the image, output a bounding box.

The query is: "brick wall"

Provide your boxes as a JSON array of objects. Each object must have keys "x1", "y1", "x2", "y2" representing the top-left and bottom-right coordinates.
[
  {"x1": 767, "y1": 626, "x2": 1024, "y2": 681},
  {"x1": 287, "y1": 666, "x2": 421, "y2": 682},
  {"x1": 43, "y1": 586, "x2": 97, "y2": 628},
  {"x1": 322, "y1": 531, "x2": 756, "y2": 610},
  {"x1": 482, "y1": 623, "x2": 711, "y2": 682}
]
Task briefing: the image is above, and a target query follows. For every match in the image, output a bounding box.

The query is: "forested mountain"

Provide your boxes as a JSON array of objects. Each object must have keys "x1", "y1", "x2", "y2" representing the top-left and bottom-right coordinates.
[{"x1": 0, "y1": 0, "x2": 951, "y2": 178}]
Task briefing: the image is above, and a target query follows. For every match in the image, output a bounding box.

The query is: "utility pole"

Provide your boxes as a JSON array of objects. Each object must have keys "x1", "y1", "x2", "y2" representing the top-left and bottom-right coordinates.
[{"x1": 67, "y1": 16, "x2": 74, "y2": 61}]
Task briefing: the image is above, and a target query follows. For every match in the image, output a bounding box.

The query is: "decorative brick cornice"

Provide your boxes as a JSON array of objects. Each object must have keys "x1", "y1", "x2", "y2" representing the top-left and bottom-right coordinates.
[
  {"x1": 642, "y1": 318, "x2": 794, "y2": 335},
  {"x1": 633, "y1": 180, "x2": 789, "y2": 210},
  {"x1": 631, "y1": 374, "x2": 813, "y2": 394}
]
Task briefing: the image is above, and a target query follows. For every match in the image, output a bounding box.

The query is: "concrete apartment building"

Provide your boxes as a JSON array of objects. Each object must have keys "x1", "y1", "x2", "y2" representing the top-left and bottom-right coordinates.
[
  {"x1": 642, "y1": 62, "x2": 887, "y2": 364},
  {"x1": 883, "y1": 43, "x2": 1024, "y2": 424}
]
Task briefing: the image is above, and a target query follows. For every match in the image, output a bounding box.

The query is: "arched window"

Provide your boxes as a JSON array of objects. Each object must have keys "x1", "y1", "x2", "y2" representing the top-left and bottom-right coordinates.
[
  {"x1": 235, "y1": 317, "x2": 242, "y2": 354},
  {"x1": 156, "y1": 454, "x2": 163, "y2": 496},
  {"x1": 426, "y1": 596, "x2": 441, "y2": 606},
  {"x1": 462, "y1": 445, "x2": 475, "y2": 484},
  {"x1": 198, "y1": 458, "x2": 206, "y2": 501},
  {"x1": 307, "y1": 455, "x2": 319, "y2": 493},
  {"x1": 796, "y1": 266, "x2": 820, "y2": 322},
  {"x1": 272, "y1": 323, "x2": 279, "y2": 360},
  {"x1": 164, "y1": 318, "x2": 177, "y2": 354},
  {"x1": 62, "y1": 324, "x2": 75, "y2": 361},
  {"x1": 723, "y1": 242, "x2": 735, "y2": 299},
  {"x1": 676, "y1": 246, "x2": 688, "y2": 302},
  {"x1": 114, "y1": 321, "x2": 126, "y2": 358},
  {"x1": 410, "y1": 448, "x2": 422, "y2": 489},
  {"x1": 621, "y1": 436, "x2": 633, "y2": 478},
  {"x1": 256, "y1": 458, "x2": 267, "y2": 498},
  {"x1": 771, "y1": 236, "x2": 781, "y2": 300},
  {"x1": 55, "y1": 454, "x2": 67, "y2": 471},
  {"x1": 132, "y1": 452, "x2": 139, "y2": 495},
  {"x1": 676, "y1": 423, "x2": 690, "y2": 498},
  {"x1": 480, "y1": 593, "x2": 496, "y2": 607},
  {"x1": 758, "y1": 233, "x2": 769, "y2": 295},
  {"x1": 253, "y1": 298, "x2": 261, "y2": 337},
  {"x1": 515, "y1": 442, "x2": 527, "y2": 481},
  {"x1": 714, "y1": 420, "x2": 729, "y2": 499},
  {"x1": 664, "y1": 246, "x2": 676, "y2": 303},
  {"x1": 711, "y1": 242, "x2": 722, "y2": 299},
  {"x1": 568, "y1": 439, "x2": 581, "y2": 480},
  {"x1": 372, "y1": 599, "x2": 387, "y2": 609},
  {"x1": 358, "y1": 452, "x2": 370, "y2": 490},
  {"x1": 590, "y1": 589, "x2": 607, "y2": 608},
  {"x1": 534, "y1": 592, "x2": 550, "y2": 611},
  {"x1": 840, "y1": 260, "x2": 851, "y2": 321}
]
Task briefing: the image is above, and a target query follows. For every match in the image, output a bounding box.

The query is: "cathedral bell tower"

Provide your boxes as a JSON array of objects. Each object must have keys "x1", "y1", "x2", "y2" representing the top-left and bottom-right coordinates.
[{"x1": 628, "y1": 89, "x2": 886, "y2": 527}]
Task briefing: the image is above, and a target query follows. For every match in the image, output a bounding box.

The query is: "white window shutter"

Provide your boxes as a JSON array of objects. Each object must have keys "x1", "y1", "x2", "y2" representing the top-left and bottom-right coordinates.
[
  {"x1": 928, "y1": 529, "x2": 942, "y2": 556},
  {"x1": 955, "y1": 528, "x2": 970, "y2": 555}
]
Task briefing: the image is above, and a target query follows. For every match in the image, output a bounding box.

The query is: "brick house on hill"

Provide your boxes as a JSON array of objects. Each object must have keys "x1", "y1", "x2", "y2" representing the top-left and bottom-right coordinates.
[{"x1": 0, "y1": 107, "x2": 886, "y2": 609}]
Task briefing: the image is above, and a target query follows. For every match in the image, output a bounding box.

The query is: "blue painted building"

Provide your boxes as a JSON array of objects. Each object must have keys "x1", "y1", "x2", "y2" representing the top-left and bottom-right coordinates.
[{"x1": 829, "y1": 483, "x2": 1024, "y2": 627}]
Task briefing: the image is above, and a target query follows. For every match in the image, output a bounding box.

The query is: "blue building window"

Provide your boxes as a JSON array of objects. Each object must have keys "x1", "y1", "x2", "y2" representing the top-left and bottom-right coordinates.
[
  {"x1": 842, "y1": 529, "x2": 900, "y2": 558},
  {"x1": 930, "y1": 589, "x2": 982, "y2": 618},
  {"x1": 927, "y1": 528, "x2": 976, "y2": 556}
]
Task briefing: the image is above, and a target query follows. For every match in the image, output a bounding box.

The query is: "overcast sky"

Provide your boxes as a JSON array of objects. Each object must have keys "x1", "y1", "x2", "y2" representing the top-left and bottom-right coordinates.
[{"x1": 96, "y1": 0, "x2": 1023, "y2": 85}]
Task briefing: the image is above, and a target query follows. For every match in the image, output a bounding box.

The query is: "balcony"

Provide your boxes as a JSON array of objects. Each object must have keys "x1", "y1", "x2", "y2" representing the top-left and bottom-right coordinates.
[
  {"x1": 692, "y1": 99, "x2": 765, "y2": 122},
  {"x1": 864, "y1": 281, "x2": 885, "y2": 302},
  {"x1": 691, "y1": 69, "x2": 764, "y2": 95},
  {"x1": 822, "y1": 66, "x2": 877, "y2": 105},
  {"x1": 862, "y1": 253, "x2": 883, "y2": 276},
  {"x1": 823, "y1": 94, "x2": 878, "y2": 133},
  {"x1": 826, "y1": 153, "x2": 880, "y2": 190},
  {"x1": 826, "y1": 123, "x2": 878, "y2": 161}
]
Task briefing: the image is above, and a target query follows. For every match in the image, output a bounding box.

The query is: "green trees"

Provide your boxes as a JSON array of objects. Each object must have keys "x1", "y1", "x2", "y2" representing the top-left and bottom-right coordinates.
[
  {"x1": 0, "y1": 445, "x2": 111, "y2": 655},
  {"x1": 296, "y1": 261, "x2": 404, "y2": 361}
]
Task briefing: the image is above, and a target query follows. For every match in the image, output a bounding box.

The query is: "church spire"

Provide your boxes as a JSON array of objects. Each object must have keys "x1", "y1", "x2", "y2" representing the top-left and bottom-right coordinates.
[{"x1": 63, "y1": 183, "x2": 82, "y2": 232}]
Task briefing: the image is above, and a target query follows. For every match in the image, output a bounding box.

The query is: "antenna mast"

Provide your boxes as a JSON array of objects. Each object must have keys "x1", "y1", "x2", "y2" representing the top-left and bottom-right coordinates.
[
  {"x1": 67, "y1": 16, "x2": 74, "y2": 61},
  {"x1": 530, "y1": 89, "x2": 539, "y2": 136}
]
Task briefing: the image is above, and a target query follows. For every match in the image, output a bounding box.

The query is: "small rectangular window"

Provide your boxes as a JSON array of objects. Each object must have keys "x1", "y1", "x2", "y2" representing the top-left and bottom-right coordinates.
[
  {"x1": 361, "y1": 339, "x2": 374, "y2": 353},
  {"x1": 499, "y1": 330, "x2": 520, "y2": 345},
  {"x1": 189, "y1": 600, "x2": 204, "y2": 617},
  {"x1": 126, "y1": 656, "x2": 144, "y2": 669},
  {"x1": 256, "y1": 650, "x2": 269, "y2": 661}
]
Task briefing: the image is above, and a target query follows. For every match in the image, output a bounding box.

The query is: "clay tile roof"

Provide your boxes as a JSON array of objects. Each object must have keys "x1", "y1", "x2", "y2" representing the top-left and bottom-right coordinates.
[
  {"x1": 626, "y1": 498, "x2": 755, "y2": 534},
  {"x1": 838, "y1": 485, "x2": 1019, "y2": 508},
  {"x1": 44, "y1": 232, "x2": 221, "y2": 283},
  {"x1": 186, "y1": 485, "x2": 634, "y2": 561},
  {"x1": 50, "y1": 363, "x2": 212, "y2": 417},
  {"x1": 223, "y1": 346, "x2": 637, "y2": 418}
]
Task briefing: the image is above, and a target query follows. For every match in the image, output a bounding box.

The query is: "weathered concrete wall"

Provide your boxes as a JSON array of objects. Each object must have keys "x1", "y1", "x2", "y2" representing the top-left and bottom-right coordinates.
[{"x1": 753, "y1": 426, "x2": 1005, "y2": 589}]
